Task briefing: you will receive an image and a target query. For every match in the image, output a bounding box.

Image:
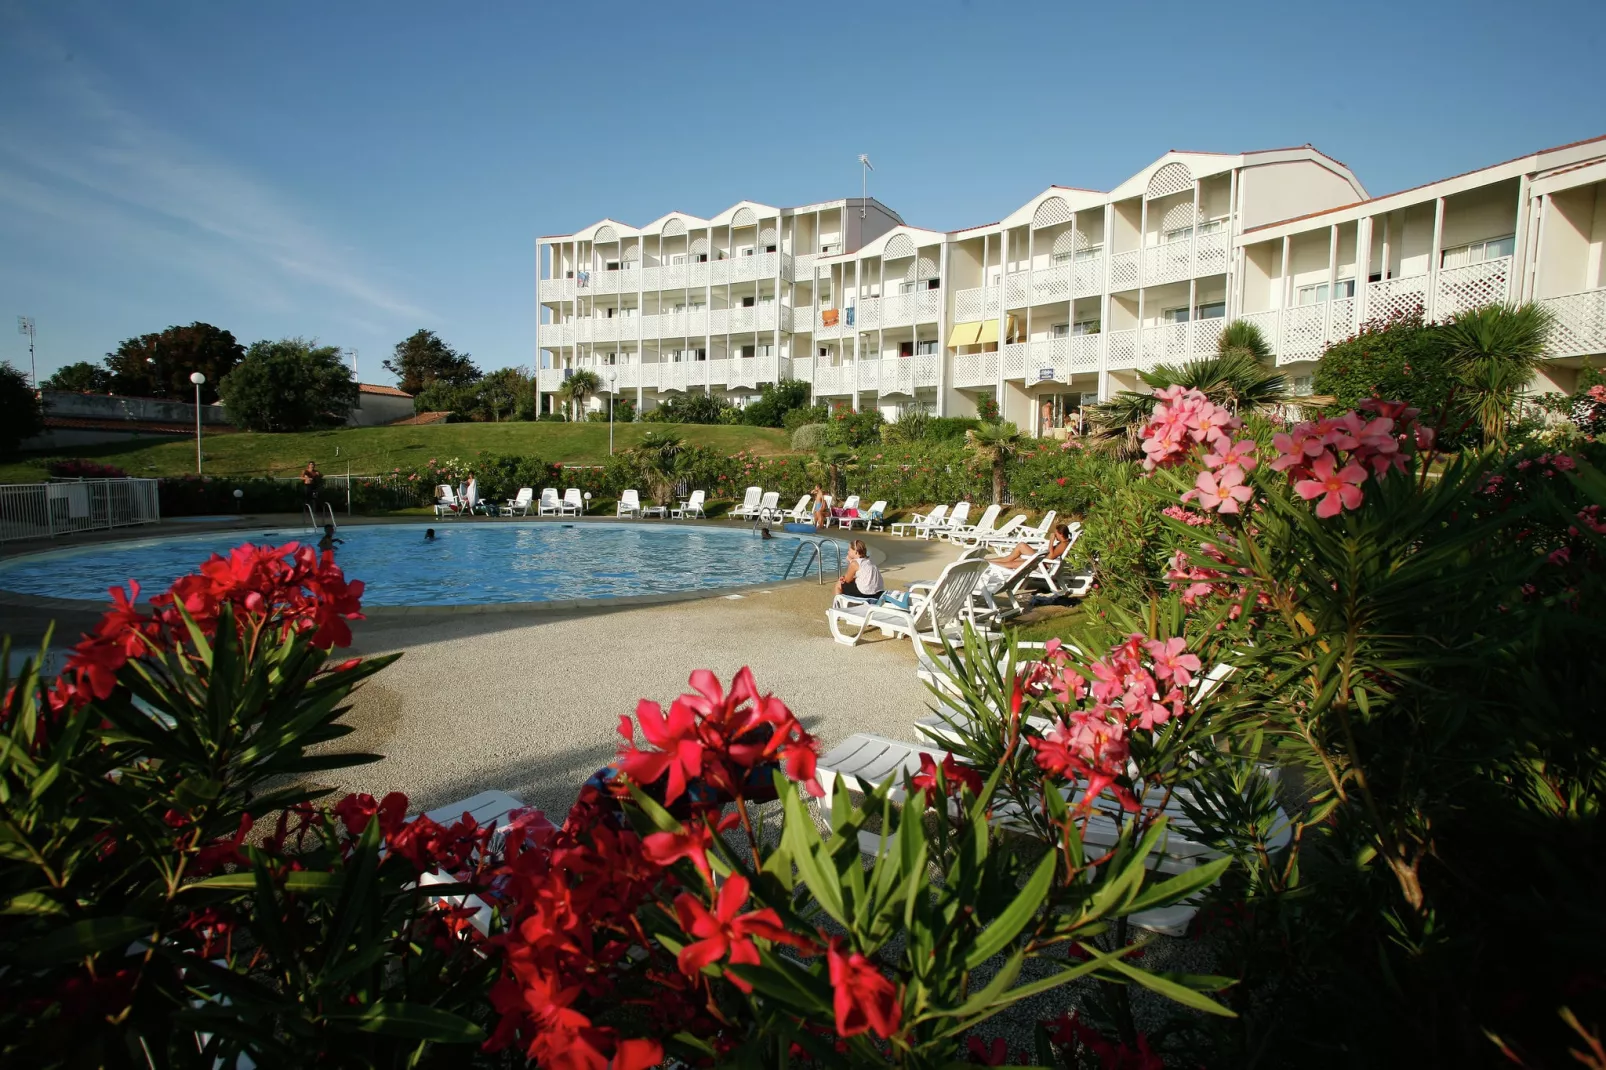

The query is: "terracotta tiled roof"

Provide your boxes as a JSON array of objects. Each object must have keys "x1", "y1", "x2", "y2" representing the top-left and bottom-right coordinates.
[
  {"x1": 391, "y1": 411, "x2": 450, "y2": 425},
  {"x1": 358, "y1": 383, "x2": 412, "y2": 398}
]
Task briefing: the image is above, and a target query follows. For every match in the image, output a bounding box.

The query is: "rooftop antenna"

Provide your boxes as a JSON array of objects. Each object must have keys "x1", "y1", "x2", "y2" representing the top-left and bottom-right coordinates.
[
  {"x1": 16, "y1": 316, "x2": 35, "y2": 388},
  {"x1": 858, "y1": 154, "x2": 873, "y2": 218}
]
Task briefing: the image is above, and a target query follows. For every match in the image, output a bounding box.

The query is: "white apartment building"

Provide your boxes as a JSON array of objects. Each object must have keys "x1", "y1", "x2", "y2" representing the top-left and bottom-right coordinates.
[{"x1": 537, "y1": 135, "x2": 1606, "y2": 434}]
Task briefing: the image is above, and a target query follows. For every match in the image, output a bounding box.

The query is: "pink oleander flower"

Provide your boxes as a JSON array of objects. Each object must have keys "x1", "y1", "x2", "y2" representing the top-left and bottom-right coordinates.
[
  {"x1": 1294, "y1": 452, "x2": 1367, "y2": 518},
  {"x1": 1588, "y1": 384, "x2": 1606, "y2": 403},
  {"x1": 1191, "y1": 466, "x2": 1253, "y2": 514},
  {"x1": 1145, "y1": 637, "x2": 1202, "y2": 687},
  {"x1": 1203, "y1": 438, "x2": 1259, "y2": 473}
]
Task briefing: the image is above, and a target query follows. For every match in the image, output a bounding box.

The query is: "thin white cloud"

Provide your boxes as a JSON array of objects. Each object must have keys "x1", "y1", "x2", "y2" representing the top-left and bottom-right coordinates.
[{"x1": 0, "y1": 26, "x2": 430, "y2": 326}]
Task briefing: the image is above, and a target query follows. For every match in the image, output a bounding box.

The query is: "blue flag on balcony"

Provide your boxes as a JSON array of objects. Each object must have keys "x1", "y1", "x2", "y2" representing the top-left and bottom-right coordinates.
[{"x1": 845, "y1": 306, "x2": 856, "y2": 326}]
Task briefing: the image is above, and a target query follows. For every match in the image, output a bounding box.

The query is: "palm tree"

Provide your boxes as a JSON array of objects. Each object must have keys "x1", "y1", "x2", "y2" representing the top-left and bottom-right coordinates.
[
  {"x1": 633, "y1": 431, "x2": 685, "y2": 503},
  {"x1": 1438, "y1": 303, "x2": 1554, "y2": 447},
  {"x1": 1086, "y1": 319, "x2": 1293, "y2": 456},
  {"x1": 560, "y1": 368, "x2": 601, "y2": 422},
  {"x1": 965, "y1": 421, "x2": 1023, "y2": 505},
  {"x1": 817, "y1": 446, "x2": 854, "y2": 500}
]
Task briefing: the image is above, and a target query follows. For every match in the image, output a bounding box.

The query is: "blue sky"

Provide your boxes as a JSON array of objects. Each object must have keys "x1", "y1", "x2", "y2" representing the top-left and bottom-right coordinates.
[{"x1": 2, "y1": 0, "x2": 1603, "y2": 384}]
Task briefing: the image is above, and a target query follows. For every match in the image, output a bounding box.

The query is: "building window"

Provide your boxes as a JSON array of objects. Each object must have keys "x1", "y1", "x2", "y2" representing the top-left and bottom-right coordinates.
[
  {"x1": 757, "y1": 294, "x2": 774, "y2": 306},
  {"x1": 1073, "y1": 321, "x2": 1100, "y2": 336},
  {"x1": 605, "y1": 261, "x2": 620, "y2": 271},
  {"x1": 1163, "y1": 306, "x2": 1190, "y2": 324},
  {"x1": 1163, "y1": 226, "x2": 1192, "y2": 243},
  {"x1": 926, "y1": 278, "x2": 940, "y2": 290},
  {"x1": 1052, "y1": 251, "x2": 1074, "y2": 265},
  {"x1": 1291, "y1": 375, "x2": 1315, "y2": 396},
  {"x1": 1051, "y1": 323, "x2": 1070, "y2": 338},
  {"x1": 1195, "y1": 218, "x2": 1227, "y2": 236},
  {"x1": 738, "y1": 246, "x2": 754, "y2": 257},
  {"x1": 1074, "y1": 244, "x2": 1103, "y2": 262},
  {"x1": 1335, "y1": 279, "x2": 1356, "y2": 299},
  {"x1": 1195, "y1": 301, "x2": 1227, "y2": 320},
  {"x1": 696, "y1": 253, "x2": 709, "y2": 263},
  {"x1": 821, "y1": 242, "x2": 842, "y2": 255},
  {"x1": 756, "y1": 344, "x2": 774, "y2": 357},
  {"x1": 742, "y1": 296, "x2": 756, "y2": 308},
  {"x1": 669, "y1": 254, "x2": 686, "y2": 266},
  {"x1": 1441, "y1": 235, "x2": 1516, "y2": 269},
  {"x1": 898, "y1": 279, "x2": 916, "y2": 294},
  {"x1": 916, "y1": 340, "x2": 938, "y2": 355},
  {"x1": 899, "y1": 341, "x2": 914, "y2": 357},
  {"x1": 764, "y1": 245, "x2": 777, "y2": 253},
  {"x1": 1296, "y1": 283, "x2": 1329, "y2": 306}
]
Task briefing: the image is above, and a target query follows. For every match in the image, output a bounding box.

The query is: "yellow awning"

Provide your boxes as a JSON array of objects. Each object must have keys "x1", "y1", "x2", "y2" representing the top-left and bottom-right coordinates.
[
  {"x1": 975, "y1": 319, "x2": 1000, "y2": 345},
  {"x1": 947, "y1": 321, "x2": 982, "y2": 347}
]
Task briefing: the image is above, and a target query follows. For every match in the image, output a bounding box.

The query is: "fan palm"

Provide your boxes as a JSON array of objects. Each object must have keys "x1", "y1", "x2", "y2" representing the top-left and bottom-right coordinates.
[
  {"x1": 817, "y1": 446, "x2": 854, "y2": 500},
  {"x1": 560, "y1": 368, "x2": 601, "y2": 421},
  {"x1": 1086, "y1": 319, "x2": 1292, "y2": 457},
  {"x1": 1438, "y1": 303, "x2": 1554, "y2": 447},
  {"x1": 964, "y1": 421, "x2": 1023, "y2": 505},
  {"x1": 633, "y1": 431, "x2": 685, "y2": 503}
]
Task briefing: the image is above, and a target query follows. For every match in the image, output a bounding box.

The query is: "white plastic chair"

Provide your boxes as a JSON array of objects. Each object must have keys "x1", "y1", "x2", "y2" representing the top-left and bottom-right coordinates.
[
  {"x1": 617, "y1": 490, "x2": 642, "y2": 517},
  {"x1": 782, "y1": 495, "x2": 813, "y2": 523},
  {"x1": 946, "y1": 503, "x2": 1001, "y2": 544},
  {"x1": 753, "y1": 491, "x2": 781, "y2": 521},
  {"x1": 560, "y1": 489, "x2": 584, "y2": 516},
  {"x1": 433, "y1": 485, "x2": 462, "y2": 518},
  {"x1": 672, "y1": 490, "x2": 706, "y2": 518},
  {"x1": 891, "y1": 503, "x2": 946, "y2": 538},
  {"x1": 926, "y1": 501, "x2": 971, "y2": 540},
  {"x1": 729, "y1": 486, "x2": 763, "y2": 520},
  {"x1": 537, "y1": 488, "x2": 562, "y2": 516},
  {"x1": 501, "y1": 488, "x2": 534, "y2": 517}
]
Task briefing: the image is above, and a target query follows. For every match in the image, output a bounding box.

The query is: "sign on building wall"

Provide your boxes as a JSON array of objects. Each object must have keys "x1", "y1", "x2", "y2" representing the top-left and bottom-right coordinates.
[{"x1": 1037, "y1": 368, "x2": 1056, "y2": 382}]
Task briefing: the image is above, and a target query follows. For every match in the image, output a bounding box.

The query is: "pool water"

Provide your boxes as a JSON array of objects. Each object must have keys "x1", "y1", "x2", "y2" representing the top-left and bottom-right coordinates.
[{"x1": 0, "y1": 522, "x2": 843, "y2": 607}]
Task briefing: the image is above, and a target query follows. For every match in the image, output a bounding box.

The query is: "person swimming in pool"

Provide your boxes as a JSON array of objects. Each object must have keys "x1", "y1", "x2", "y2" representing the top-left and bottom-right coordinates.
[
  {"x1": 424, "y1": 528, "x2": 436, "y2": 541},
  {"x1": 317, "y1": 523, "x2": 344, "y2": 554}
]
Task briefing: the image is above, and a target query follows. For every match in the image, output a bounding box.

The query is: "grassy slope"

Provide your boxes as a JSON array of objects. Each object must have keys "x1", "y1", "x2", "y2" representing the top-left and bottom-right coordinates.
[{"x1": 0, "y1": 422, "x2": 793, "y2": 481}]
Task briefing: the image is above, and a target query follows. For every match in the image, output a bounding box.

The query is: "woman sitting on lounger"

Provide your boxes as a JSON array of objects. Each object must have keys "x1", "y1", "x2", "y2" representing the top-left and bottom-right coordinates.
[
  {"x1": 990, "y1": 524, "x2": 1073, "y2": 571},
  {"x1": 834, "y1": 539, "x2": 885, "y2": 600}
]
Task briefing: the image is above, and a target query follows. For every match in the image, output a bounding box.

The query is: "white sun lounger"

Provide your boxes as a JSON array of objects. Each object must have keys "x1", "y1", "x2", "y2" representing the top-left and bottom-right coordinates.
[
  {"x1": 729, "y1": 486, "x2": 763, "y2": 520},
  {"x1": 433, "y1": 485, "x2": 463, "y2": 518},
  {"x1": 891, "y1": 503, "x2": 946, "y2": 539},
  {"x1": 840, "y1": 500, "x2": 887, "y2": 532},
  {"x1": 753, "y1": 491, "x2": 781, "y2": 521},
  {"x1": 672, "y1": 490, "x2": 706, "y2": 518},
  {"x1": 501, "y1": 488, "x2": 534, "y2": 517},
  {"x1": 989, "y1": 510, "x2": 1057, "y2": 551},
  {"x1": 826, "y1": 558, "x2": 991, "y2": 647},
  {"x1": 781, "y1": 494, "x2": 812, "y2": 523},
  {"x1": 537, "y1": 488, "x2": 562, "y2": 516},
  {"x1": 927, "y1": 501, "x2": 971, "y2": 540},
  {"x1": 560, "y1": 489, "x2": 584, "y2": 516},
  {"x1": 617, "y1": 489, "x2": 642, "y2": 517},
  {"x1": 946, "y1": 503, "x2": 1001, "y2": 545}
]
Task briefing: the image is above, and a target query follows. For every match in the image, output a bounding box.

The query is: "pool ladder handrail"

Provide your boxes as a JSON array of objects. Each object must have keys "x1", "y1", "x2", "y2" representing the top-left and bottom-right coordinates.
[
  {"x1": 306, "y1": 503, "x2": 338, "y2": 532},
  {"x1": 781, "y1": 537, "x2": 843, "y2": 584}
]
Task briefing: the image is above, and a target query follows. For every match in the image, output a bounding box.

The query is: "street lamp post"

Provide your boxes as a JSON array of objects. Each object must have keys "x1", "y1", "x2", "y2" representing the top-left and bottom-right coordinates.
[
  {"x1": 607, "y1": 369, "x2": 617, "y2": 455},
  {"x1": 190, "y1": 372, "x2": 207, "y2": 475}
]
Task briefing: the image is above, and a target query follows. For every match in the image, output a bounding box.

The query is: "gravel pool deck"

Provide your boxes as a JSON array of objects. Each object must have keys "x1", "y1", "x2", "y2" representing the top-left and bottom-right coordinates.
[{"x1": 331, "y1": 526, "x2": 957, "y2": 816}]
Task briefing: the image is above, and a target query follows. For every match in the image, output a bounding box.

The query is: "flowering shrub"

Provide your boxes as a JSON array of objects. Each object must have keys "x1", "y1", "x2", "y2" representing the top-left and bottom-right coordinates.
[{"x1": 45, "y1": 458, "x2": 129, "y2": 479}]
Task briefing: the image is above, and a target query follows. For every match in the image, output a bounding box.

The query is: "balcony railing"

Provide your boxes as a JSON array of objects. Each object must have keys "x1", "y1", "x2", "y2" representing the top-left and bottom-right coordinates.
[
  {"x1": 1541, "y1": 286, "x2": 1606, "y2": 358},
  {"x1": 813, "y1": 364, "x2": 855, "y2": 395},
  {"x1": 875, "y1": 355, "x2": 939, "y2": 395},
  {"x1": 1109, "y1": 250, "x2": 1139, "y2": 291},
  {"x1": 954, "y1": 286, "x2": 1001, "y2": 323},
  {"x1": 952, "y1": 352, "x2": 997, "y2": 389},
  {"x1": 537, "y1": 369, "x2": 565, "y2": 392}
]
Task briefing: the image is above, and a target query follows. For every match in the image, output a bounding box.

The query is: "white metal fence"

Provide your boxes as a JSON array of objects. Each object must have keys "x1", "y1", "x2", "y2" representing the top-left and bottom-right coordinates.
[{"x1": 0, "y1": 479, "x2": 162, "y2": 543}]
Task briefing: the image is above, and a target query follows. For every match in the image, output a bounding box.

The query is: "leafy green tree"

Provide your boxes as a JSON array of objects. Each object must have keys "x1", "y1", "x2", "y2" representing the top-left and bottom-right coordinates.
[
  {"x1": 42, "y1": 361, "x2": 113, "y2": 393},
  {"x1": 474, "y1": 367, "x2": 532, "y2": 422},
  {"x1": 218, "y1": 339, "x2": 359, "y2": 432},
  {"x1": 740, "y1": 378, "x2": 812, "y2": 427},
  {"x1": 383, "y1": 330, "x2": 480, "y2": 395},
  {"x1": 0, "y1": 362, "x2": 43, "y2": 456},
  {"x1": 641, "y1": 391, "x2": 733, "y2": 425},
  {"x1": 1313, "y1": 310, "x2": 1464, "y2": 441},
  {"x1": 103, "y1": 322, "x2": 244, "y2": 402},
  {"x1": 1439, "y1": 302, "x2": 1555, "y2": 447},
  {"x1": 965, "y1": 420, "x2": 1024, "y2": 504}
]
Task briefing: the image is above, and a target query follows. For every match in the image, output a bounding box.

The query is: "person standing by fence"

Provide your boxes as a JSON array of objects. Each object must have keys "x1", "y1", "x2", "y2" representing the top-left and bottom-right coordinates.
[{"x1": 301, "y1": 461, "x2": 323, "y2": 510}]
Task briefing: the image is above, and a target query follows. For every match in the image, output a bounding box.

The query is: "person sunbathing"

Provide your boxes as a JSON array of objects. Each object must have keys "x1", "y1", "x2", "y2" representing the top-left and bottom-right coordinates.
[{"x1": 990, "y1": 524, "x2": 1073, "y2": 570}]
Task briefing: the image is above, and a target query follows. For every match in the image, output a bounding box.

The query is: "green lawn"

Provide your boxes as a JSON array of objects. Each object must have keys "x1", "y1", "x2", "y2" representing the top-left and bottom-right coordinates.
[{"x1": 1, "y1": 422, "x2": 794, "y2": 482}]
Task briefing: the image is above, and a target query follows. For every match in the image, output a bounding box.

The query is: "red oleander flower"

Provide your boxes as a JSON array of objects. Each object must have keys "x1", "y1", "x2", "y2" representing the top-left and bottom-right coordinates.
[
  {"x1": 911, "y1": 752, "x2": 984, "y2": 798},
  {"x1": 642, "y1": 822, "x2": 715, "y2": 885},
  {"x1": 827, "y1": 939, "x2": 903, "y2": 1039},
  {"x1": 672, "y1": 874, "x2": 796, "y2": 993}
]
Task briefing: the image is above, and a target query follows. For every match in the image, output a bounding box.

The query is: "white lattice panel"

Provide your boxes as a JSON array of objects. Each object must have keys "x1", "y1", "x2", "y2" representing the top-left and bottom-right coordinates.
[
  {"x1": 915, "y1": 290, "x2": 940, "y2": 321},
  {"x1": 594, "y1": 319, "x2": 619, "y2": 342},
  {"x1": 955, "y1": 287, "x2": 986, "y2": 322},
  {"x1": 883, "y1": 234, "x2": 915, "y2": 261},
  {"x1": 1434, "y1": 257, "x2": 1511, "y2": 320},
  {"x1": 1195, "y1": 232, "x2": 1228, "y2": 276},
  {"x1": 708, "y1": 261, "x2": 731, "y2": 285},
  {"x1": 729, "y1": 308, "x2": 755, "y2": 333},
  {"x1": 882, "y1": 294, "x2": 914, "y2": 328},
  {"x1": 539, "y1": 279, "x2": 563, "y2": 302},
  {"x1": 912, "y1": 355, "x2": 939, "y2": 388},
  {"x1": 1542, "y1": 288, "x2": 1606, "y2": 357},
  {"x1": 1106, "y1": 329, "x2": 1138, "y2": 370},
  {"x1": 1146, "y1": 162, "x2": 1193, "y2": 201},
  {"x1": 952, "y1": 354, "x2": 987, "y2": 388},
  {"x1": 774, "y1": 356, "x2": 792, "y2": 382},
  {"x1": 662, "y1": 218, "x2": 686, "y2": 238},
  {"x1": 1033, "y1": 265, "x2": 1071, "y2": 302},
  {"x1": 638, "y1": 365, "x2": 661, "y2": 390},
  {"x1": 1110, "y1": 251, "x2": 1139, "y2": 290},
  {"x1": 1067, "y1": 334, "x2": 1100, "y2": 372},
  {"x1": 537, "y1": 369, "x2": 564, "y2": 392},
  {"x1": 856, "y1": 299, "x2": 880, "y2": 330},
  {"x1": 759, "y1": 226, "x2": 777, "y2": 247},
  {"x1": 594, "y1": 225, "x2": 617, "y2": 244},
  {"x1": 1280, "y1": 305, "x2": 1326, "y2": 363},
  {"x1": 689, "y1": 236, "x2": 709, "y2": 256},
  {"x1": 660, "y1": 364, "x2": 689, "y2": 393},
  {"x1": 1032, "y1": 196, "x2": 1073, "y2": 229},
  {"x1": 1240, "y1": 311, "x2": 1280, "y2": 358},
  {"x1": 687, "y1": 312, "x2": 708, "y2": 336},
  {"x1": 1004, "y1": 273, "x2": 1029, "y2": 309},
  {"x1": 1329, "y1": 297, "x2": 1356, "y2": 341},
  {"x1": 709, "y1": 359, "x2": 735, "y2": 387},
  {"x1": 1002, "y1": 343, "x2": 1029, "y2": 380},
  {"x1": 1366, "y1": 276, "x2": 1429, "y2": 323},
  {"x1": 791, "y1": 305, "x2": 814, "y2": 333},
  {"x1": 731, "y1": 207, "x2": 757, "y2": 228},
  {"x1": 814, "y1": 365, "x2": 851, "y2": 395},
  {"x1": 792, "y1": 253, "x2": 817, "y2": 279},
  {"x1": 791, "y1": 356, "x2": 814, "y2": 382},
  {"x1": 855, "y1": 361, "x2": 879, "y2": 391},
  {"x1": 1143, "y1": 240, "x2": 1191, "y2": 286},
  {"x1": 1073, "y1": 259, "x2": 1102, "y2": 297},
  {"x1": 620, "y1": 267, "x2": 640, "y2": 291}
]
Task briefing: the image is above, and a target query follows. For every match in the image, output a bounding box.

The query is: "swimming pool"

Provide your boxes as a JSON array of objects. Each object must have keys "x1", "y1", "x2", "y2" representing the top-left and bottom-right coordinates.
[{"x1": 0, "y1": 522, "x2": 844, "y2": 607}]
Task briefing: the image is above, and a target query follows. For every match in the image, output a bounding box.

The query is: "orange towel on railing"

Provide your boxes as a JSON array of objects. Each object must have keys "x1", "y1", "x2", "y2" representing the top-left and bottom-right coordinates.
[{"x1": 822, "y1": 308, "x2": 839, "y2": 327}]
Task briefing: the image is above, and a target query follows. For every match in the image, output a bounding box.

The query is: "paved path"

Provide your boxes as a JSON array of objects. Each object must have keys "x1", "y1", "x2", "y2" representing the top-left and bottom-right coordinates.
[{"x1": 334, "y1": 530, "x2": 954, "y2": 817}]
